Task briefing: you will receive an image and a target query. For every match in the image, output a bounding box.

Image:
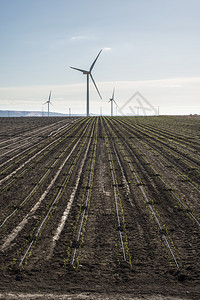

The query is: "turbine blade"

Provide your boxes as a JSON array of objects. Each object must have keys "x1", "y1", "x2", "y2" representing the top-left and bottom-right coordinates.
[
  {"x1": 43, "y1": 101, "x2": 48, "y2": 105},
  {"x1": 90, "y1": 74, "x2": 102, "y2": 99},
  {"x1": 112, "y1": 87, "x2": 115, "y2": 100},
  {"x1": 114, "y1": 100, "x2": 119, "y2": 108},
  {"x1": 48, "y1": 90, "x2": 51, "y2": 102},
  {"x1": 70, "y1": 66, "x2": 88, "y2": 73},
  {"x1": 89, "y1": 49, "x2": 102, "y2": 72}
]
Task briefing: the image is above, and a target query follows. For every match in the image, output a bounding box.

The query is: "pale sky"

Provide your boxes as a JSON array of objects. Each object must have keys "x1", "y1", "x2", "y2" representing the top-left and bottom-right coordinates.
[{"x1": 0, "y1": 0, "x2": 200, "y2": 115}]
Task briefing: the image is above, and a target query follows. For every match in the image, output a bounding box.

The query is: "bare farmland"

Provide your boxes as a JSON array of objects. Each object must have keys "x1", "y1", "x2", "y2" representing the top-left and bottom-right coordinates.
[{"x1": 0, "y1": 116, "x2": 199, "y2": 299}]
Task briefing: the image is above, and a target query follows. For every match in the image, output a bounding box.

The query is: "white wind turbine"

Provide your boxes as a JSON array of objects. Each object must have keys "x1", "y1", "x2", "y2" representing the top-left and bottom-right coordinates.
[
  {"x1": 43, "y1": 91, "x2": 52, "y2": 117},
  {"x1": 70, "y1": 50, "x2": 103, "y2": 116},
  {"x1": 109, "y1": 88, "x2": 118, "y2": 116}
]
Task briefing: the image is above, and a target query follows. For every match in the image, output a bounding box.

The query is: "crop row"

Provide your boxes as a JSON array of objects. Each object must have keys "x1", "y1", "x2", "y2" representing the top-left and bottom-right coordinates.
[
  {"x1": 124, "y1": 116, "x2": 200, "y2": 141},
  {"x1": 0, "y1": 118, "x2": 88, "y2": 193},
  {"x1": 0, "y1": 119, "x2": 92, "y2": 229},
  {"x1": 115, "y1": 118, "x2": 200, "y2": 186},
  {"x1": 129, "y1": 118, "x2": 200, "y2": 153},
  {"x1": 0, "y1": 118, "x2": 91, "y2": 224},
  {"x1": 121, "y1": 118, "x2": 200, "y2": 166},
  {"x1": 0, "y1": 116, "x2": 199, "y2": 279},
  {"x1": 0, "y1": 117, "x2": 76, "y2": 142},
  {"x1": 1, "y1": 118, "x2": 95, "y2": 270},
  {"x1": 64, "y1": 118, "x2": 98, "y2": 269},
  {"x1": 109, "y1": 117, "x2": 200, "y2": 226},
  {"x1": 0, "y1": 118, "x2": 82, "y2": 176},
  {"x1": 101, "y1": 117, "x2": 132, "y2": 267},
  {"x1": 104, "y1": 117, "x2": 183, "y2": 268},
  {"x1": 105, "y1": 117, "x2": 200, "y2": 271}
]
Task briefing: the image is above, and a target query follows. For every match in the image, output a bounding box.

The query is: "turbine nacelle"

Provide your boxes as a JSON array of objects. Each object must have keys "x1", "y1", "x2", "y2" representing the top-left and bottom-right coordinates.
[{"x1": 70, "y1": 67, "x2": 89, "y2": 75}]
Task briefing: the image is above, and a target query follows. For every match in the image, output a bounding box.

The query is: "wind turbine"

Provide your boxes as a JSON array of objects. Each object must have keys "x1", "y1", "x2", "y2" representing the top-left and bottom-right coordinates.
[
  {"x1": 44, "y1": 91, "x2": 52, "y2": 117},
  {"x1": 70, "y1": 49, "x2": 103, "y2": 116},
  {"x1": 109, "y1": 88, "x2": 118, "y2": 116}
]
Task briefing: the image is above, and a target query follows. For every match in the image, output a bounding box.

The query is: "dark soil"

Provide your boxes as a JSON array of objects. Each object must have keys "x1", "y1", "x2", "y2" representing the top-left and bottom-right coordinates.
[{"x1": 0, "y1": 116, "x2": 199, "y2": 300}]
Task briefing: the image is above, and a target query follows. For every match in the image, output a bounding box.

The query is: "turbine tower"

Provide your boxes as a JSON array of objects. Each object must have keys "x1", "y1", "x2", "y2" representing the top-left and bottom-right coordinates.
[
  {"x1": 70, "y1": 50, "x2": 102, "y2": 116},
  {"x1": 109, "y1": 88, "x2": 118, "y2": 116},
  {"x1": 44, "y1": 90, "x2": 52, "y2": 117}
]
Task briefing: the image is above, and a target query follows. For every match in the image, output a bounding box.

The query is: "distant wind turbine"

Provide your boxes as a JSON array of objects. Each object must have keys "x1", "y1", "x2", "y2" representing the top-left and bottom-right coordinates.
[
  {"x1": 109, "y1": 88, "x2": 118, "y2": 116},
  {"x1": 43, "y1": 91, "x2": 52, "y2": 117},
  {"x1": 70, "y1": 50, "x2": 103, "y2": 116}
]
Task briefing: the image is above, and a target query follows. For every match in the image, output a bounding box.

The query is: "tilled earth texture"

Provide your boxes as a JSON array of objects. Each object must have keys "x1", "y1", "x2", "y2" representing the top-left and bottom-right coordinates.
[{"x1": 0, "y1": 116, "x2": 199, "y2": 300}]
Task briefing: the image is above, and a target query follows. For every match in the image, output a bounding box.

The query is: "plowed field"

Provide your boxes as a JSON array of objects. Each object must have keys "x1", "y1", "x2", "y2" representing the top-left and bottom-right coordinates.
[{"x1": 0, "y1": 116, "x2": 199, "y2": 299}]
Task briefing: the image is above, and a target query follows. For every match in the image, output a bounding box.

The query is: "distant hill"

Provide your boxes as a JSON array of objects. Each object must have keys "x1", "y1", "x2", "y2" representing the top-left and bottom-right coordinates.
[
  {"x1": 0, "y1": 110, "x2": 86, "y2": 117},
  {"x1": 0, "y1": 110, "x2": 107, "y2": 117}
]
